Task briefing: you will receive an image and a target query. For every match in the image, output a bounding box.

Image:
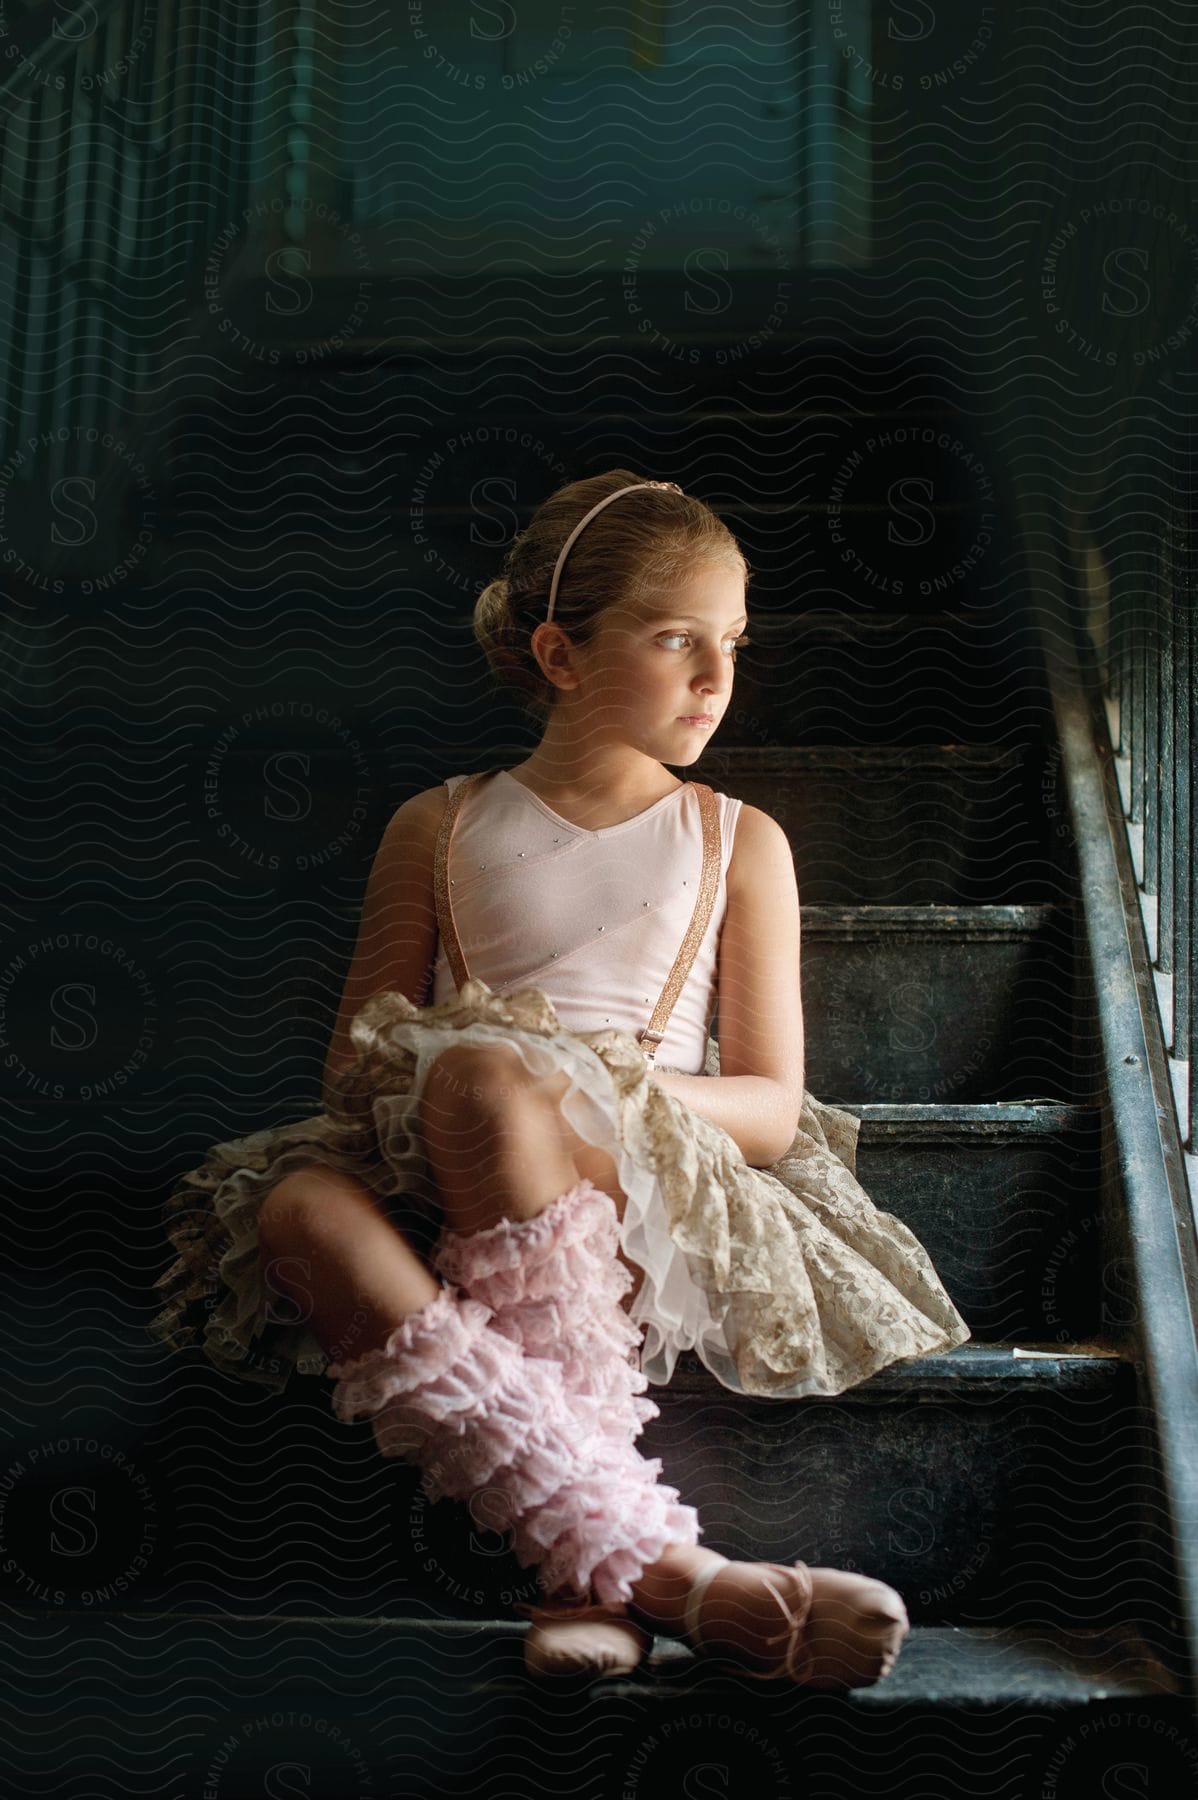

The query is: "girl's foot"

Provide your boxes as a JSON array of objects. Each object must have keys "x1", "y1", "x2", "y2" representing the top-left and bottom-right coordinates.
[
  {"x1": 516, "y1": 1598, "x2": 654, "y2": 1678},
  {"x1": 633, "y1": 1545, "x2": 909, "y2": 1690}
]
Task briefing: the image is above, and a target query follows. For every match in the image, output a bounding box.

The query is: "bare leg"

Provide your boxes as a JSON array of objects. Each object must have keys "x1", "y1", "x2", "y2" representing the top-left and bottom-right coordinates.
[
  {"x1": 256, "y1": 1045, "x2": 641, "y2": 1355},
  {"x1": 418, "y1": 1048, "x2": 645, "y2": 1304},
  {"x1": 416, "y1": 1045, "x2": 590, "y2": 1234},
  {"x1": 257, "y1": 1165, "x2": 440, "y2": 1362}
]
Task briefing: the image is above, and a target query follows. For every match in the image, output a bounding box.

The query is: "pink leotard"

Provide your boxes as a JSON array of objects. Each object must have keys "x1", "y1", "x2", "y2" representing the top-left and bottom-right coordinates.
[{"x1": 431, "y1": 770, "x2": 744, "y2": 1074}]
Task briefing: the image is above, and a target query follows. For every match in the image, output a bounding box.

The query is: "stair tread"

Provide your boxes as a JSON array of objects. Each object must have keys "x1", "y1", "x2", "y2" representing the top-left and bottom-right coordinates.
[
  {"x1": 1, "y1": 1609, "x2": 1176, "y2": 1702},
  {"x1": 710, "y1": 741, "x2": 1029, "y2": 765},
  {"x1": 258, "y1": 328, "x2": 940, "y2": 356},
  {"x1": 852, "y1": 1099, "x2": 1093, "y2": 1124},
  {"x1": 647, "y1": 1622, "x2": 1178, "y2": 1701},
  {"x1": 664, "y1": 1340, "x2": 1132, "y2": 1395}
]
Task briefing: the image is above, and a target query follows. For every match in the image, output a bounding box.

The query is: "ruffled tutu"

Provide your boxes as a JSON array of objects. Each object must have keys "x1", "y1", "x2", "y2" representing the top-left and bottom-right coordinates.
[{"x1": 147, "y1": 978, "x2": 971, "y2": 1398}]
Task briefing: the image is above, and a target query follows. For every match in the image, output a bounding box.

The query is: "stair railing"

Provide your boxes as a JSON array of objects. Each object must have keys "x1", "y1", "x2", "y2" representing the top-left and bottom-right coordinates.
[
  {"x1": 1068, "y1": 410, "x2": 1198, "y2": 1225},
  {"x1": 1031, "y1": 490, "x2": 1198, "y2": 1703}
]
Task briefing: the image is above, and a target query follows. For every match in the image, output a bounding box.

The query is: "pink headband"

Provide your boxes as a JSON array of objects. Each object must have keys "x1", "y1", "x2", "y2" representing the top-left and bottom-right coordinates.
[{"x1": 543, "y1": 481, "x2": 683, "y2": 625}]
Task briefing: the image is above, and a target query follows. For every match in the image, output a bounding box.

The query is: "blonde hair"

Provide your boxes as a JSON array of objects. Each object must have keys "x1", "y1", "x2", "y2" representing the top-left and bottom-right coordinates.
[{"x1": 473, "y1": 468, "x2": 750, "y2": 721}]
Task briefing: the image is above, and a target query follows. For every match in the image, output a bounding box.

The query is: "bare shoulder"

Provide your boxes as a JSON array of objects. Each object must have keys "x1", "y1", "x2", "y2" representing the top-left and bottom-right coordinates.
[
  {"x1": 378, "y1": 782, "x2": 451, "y2": 850},
  {"x1": 726, "y1": 801, "x2": 792, "y2": 895},
  {"x1": 357, "y1": 784, "x2": 451, "y2": 921},
  {"x1": 402, "y1": 781, "x2": 452, "y2": 830}
]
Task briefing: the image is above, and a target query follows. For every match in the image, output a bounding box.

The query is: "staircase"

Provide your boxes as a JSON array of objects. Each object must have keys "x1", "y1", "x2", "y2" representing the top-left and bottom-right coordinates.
[{"x1": 7, "y1": 280, "x2": 1197, "y2": 1797}]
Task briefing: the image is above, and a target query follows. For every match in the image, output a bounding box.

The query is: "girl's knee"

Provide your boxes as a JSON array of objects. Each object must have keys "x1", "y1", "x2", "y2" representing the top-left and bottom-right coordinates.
[
  {"x1": 258, "y1": 1172, "x2": 318, "y2": 1254},
  {"x1": 419, "y1": 1043, "x2": 536, "y2": 1132},
  {"x1": 257, "y1": 1166, "x2": 379, "y2": 1257}
]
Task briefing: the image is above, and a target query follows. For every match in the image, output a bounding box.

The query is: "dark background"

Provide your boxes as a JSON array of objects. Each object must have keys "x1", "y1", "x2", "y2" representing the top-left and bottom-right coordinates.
[{"x1": 2, "y1": 3, "x2": 1196, "y2": 1793}]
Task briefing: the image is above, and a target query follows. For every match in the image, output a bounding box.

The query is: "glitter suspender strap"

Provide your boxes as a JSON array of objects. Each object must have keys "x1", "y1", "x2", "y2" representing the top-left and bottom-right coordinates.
[
  {"x1": 433, "y1": 770, "x2": 722, "y2": 1066},
  {"x1": 636, "y1": 780, "x2": 721, "y2": 1065},
  {"x1": 432, "y1": 770, "x2": 500, "y2": 996}
]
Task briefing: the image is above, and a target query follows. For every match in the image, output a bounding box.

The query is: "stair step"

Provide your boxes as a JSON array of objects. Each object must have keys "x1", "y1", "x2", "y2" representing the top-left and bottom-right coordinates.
[
  {"x1": 1, "y1": 1608, "x2": 1186, "y2": 1799},
  {"x1": 797, "y1": 902, "x2": 1075, "y2": 1101},
  {"x1": 704, "y1": 1100, "x2": 1098, "y2": 1342},
  {"x1": 144, "y1": 490, "x2": 1004, "y2": 611},
  {"x1": 163, "y1": 409, "x2": 978, "y2": 503},
  {"x1": 707, "y1": 742, "x2": 1069, "y2": 903},
  {"x1": 634, "y1": 1344, "x2": 1166, "y2": 1626},
  {"x1": 731, "y1": 606, "x2": 1053, "y2": 744},
  {"x1": 8, "y1": 1098, "x2": 1103, "y2": 1347},
  {"x1": 156, "y1": 379, "x2": 1000, "y2": 604},
  {"x1": 218, "y1": 275, "x2": 966, "y2": 391},
  {"x1": 16, "y1": 602, "x2": 1055, "y2": 754},
  {"x1": 664, "y1": 1339, "x2": 1126, "y2": 1396},
  {"x1": 9, "y1": 1046, "x2": 1102, "y2": 1334},
  {"x1": 1, "y1": 1604, "x2": 1175, "y2": 1699},
  {"x1": 4, "y1": 741, "x2": 1069, "y2": 910},
  {"x1": 0, "y1": 899, "x2": 1074, "y2": 1110},
  {"x1": 170, "y1": 404, "x2": 970, "y2": 464},
  {"x1": 856, "y1": 1101, "x2": 1101, "y2": 1339},
  {"x1": 23, "y1": 1334, "x2": 1162, "y2": 1636}
]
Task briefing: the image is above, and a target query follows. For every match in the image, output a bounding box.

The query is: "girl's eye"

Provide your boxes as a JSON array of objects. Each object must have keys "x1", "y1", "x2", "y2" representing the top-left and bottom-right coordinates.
[{"x1": 659, "y1": 633, "x2": 753, "y2": 654}]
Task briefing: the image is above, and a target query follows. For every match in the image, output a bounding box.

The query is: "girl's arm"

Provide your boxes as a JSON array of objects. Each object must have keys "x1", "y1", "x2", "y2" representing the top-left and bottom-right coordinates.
[
  {"x1": 650, "y1": 1067, "x2": 801, "y2": 1169},
  {"x1": 321, "y1": 788, "x2": 446, "y2": 1109},
  {"x1": 652, "y1": 805, "x2": 804, "y2": 1168}
]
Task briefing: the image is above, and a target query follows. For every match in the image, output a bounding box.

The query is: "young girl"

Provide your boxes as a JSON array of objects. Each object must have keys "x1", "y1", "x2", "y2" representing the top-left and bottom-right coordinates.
[{"x1": 149, "y1": 470, "x2": 971, "y2": 1688}]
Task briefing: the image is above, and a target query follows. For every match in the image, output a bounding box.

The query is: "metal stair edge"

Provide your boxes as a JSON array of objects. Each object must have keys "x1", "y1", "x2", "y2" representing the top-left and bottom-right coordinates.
[
  {"x1": 0, "y1": 1610, "x2": 1180, "y2": 1704},
  {"x1": 1028, "y1": 520, "x2": 1198, "y2": 1708},
  {"x1": 663, "y1": 1341, "x2": 1132, "y2": 1398}
]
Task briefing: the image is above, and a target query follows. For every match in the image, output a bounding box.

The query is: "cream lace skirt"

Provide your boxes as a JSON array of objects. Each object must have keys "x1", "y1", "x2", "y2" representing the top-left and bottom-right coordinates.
[{"x1": 147, "y1": 979, "x2": 972, "y2": 1399}]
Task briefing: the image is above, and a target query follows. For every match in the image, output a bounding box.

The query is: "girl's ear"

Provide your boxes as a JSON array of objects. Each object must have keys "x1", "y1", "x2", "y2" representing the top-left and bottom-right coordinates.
[{"x1": 532, "y1": 622, "x2": 584, "y2": 694}]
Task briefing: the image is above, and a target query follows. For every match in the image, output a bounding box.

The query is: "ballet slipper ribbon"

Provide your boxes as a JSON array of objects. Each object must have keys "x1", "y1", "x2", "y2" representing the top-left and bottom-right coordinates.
[
  {"x1": 684, "y1": 1557, "x2": 817, "y2": 1684},
  {"x1": 751, "y1": 1563, "x2": 816, "y2": 1684}
]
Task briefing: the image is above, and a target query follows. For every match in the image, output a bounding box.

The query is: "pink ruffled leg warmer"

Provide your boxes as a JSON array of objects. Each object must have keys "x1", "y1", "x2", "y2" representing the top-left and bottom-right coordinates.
[
  {"x1": 431, "y1": 1176, "x2": 661, "y2": 1441},
  {"x1": 326, "y1": 1282, "x2": 699, "y2": 1605},
  {"x1": 431, "y1": 1178, "x2": 703, "y2": 1618}
]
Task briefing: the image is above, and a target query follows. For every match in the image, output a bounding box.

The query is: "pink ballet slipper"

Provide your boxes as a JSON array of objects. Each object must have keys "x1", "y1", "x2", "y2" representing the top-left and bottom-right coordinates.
[
  {"x1": 326, "y1": 1284, "x2": 700, "y2": 1611},
  {"x1": 675, "y1": 1549, "x2": 910, "y2": 1691},
  {"x1": 514, "y1": 1597, "x2": 654, "y2": 1678},
  {"x1": 433, "y1": 1178, "x2": 657, "y2": 1437}
]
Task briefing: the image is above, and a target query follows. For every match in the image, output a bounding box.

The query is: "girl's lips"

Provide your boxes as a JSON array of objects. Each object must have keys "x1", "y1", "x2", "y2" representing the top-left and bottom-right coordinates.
[{"x1": 679, "y1": 715, "x2": 714, "y2": 726}]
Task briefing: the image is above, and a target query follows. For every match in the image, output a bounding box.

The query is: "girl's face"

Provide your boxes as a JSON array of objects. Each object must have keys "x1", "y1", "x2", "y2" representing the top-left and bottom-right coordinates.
[{"x1": 573, "y1": 561, "x2": 748, "y2": 759}]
